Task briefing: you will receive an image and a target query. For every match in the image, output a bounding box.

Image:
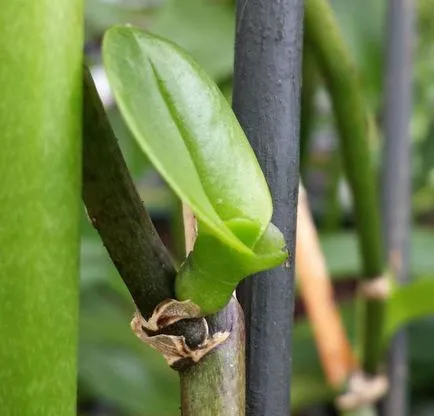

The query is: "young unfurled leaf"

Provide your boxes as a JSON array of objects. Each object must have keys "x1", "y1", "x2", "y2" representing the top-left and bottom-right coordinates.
[{"x1": 103, "y1": 26, "x2": 287, "y2": 314}]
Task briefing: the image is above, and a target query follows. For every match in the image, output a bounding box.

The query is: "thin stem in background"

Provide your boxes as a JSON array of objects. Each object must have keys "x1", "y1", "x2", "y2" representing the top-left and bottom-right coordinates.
[
  {"x1": 381, "y1": 0, "x2": 414, "y2": 415},
  {"x1": 305, "y1": 0, "x2": 385, "y2": 374},
  {"x1": 233, "y1": 1, "x2": 304, "y2": 415}
]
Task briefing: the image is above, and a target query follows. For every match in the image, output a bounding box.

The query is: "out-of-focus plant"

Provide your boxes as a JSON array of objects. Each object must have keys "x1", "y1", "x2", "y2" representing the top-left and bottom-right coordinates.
[
  {"x1": 0, "y1": 1, "x2": 83, "y2": 414},
  {"x1": 77, "y1": 0, "x2": 434, "y2": 414}
]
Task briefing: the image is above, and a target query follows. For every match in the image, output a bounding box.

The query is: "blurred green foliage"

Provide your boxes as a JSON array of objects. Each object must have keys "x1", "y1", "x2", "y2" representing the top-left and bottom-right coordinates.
[{"x1": 81, "y1": 0, "x2": 434, "y2": 414}]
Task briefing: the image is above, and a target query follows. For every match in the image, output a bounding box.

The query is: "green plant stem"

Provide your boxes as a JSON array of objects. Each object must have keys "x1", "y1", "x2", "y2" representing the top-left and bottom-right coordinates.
[
  {"x1": 82, "y1": 68, "x2": 245, "y2": 414},
  {"x1": 305, "y1": 0, "x2": 385, "y2": 374},
  {"x1": 180, "y1": 298, "x2": 245, "y2": 416},
  {"x1": 0, "y1": 1, "x2": 83, "y2": 414}
]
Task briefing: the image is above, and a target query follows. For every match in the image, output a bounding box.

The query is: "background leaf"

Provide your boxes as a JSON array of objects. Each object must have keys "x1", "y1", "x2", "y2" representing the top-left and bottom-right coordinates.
[{"x1": 384, "y1": 278, "x2": 434, "y2": 343}]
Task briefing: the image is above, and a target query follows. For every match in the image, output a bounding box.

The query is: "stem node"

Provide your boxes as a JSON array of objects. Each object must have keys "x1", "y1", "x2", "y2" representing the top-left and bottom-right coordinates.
[
  {"x1": 131, "y1": 299, "x2": 230, "y2": 370},
  {"x1": 336, "y1": 372, "x2": 389, "y2": 411}
]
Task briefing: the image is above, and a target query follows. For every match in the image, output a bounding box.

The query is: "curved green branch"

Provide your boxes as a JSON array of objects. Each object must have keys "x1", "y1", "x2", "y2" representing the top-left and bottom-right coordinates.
[{"x1": 305, "y1": 0, "x2": 384, "y2": 374}]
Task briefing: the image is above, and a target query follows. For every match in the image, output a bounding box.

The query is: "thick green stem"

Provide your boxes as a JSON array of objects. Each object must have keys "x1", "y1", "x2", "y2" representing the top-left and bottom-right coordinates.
[
  {"x1": 305, "y1": 0, "x2": 384, "y2": 374},
  {"x1": 0, "y1": 1, "x2": 83, "y2": 414},
  {"x1": 83, "y1": 68, "x2": 245, "y2": 414}
]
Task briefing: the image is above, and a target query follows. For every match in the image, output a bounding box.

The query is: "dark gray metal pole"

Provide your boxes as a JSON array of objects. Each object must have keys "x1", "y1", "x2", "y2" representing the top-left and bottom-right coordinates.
[
  {"x1": 382, "y1": 1, "x2": 414, "y2": 415},
  {"x1": 232, "y1": 1, "x2": 304, "y2": 415}
]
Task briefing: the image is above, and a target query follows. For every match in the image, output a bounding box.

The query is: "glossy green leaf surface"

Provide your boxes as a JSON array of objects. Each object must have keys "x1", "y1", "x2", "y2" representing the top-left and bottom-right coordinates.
[{"x1": 103, "y1": 26, "x2": 287, "y2": 313}]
